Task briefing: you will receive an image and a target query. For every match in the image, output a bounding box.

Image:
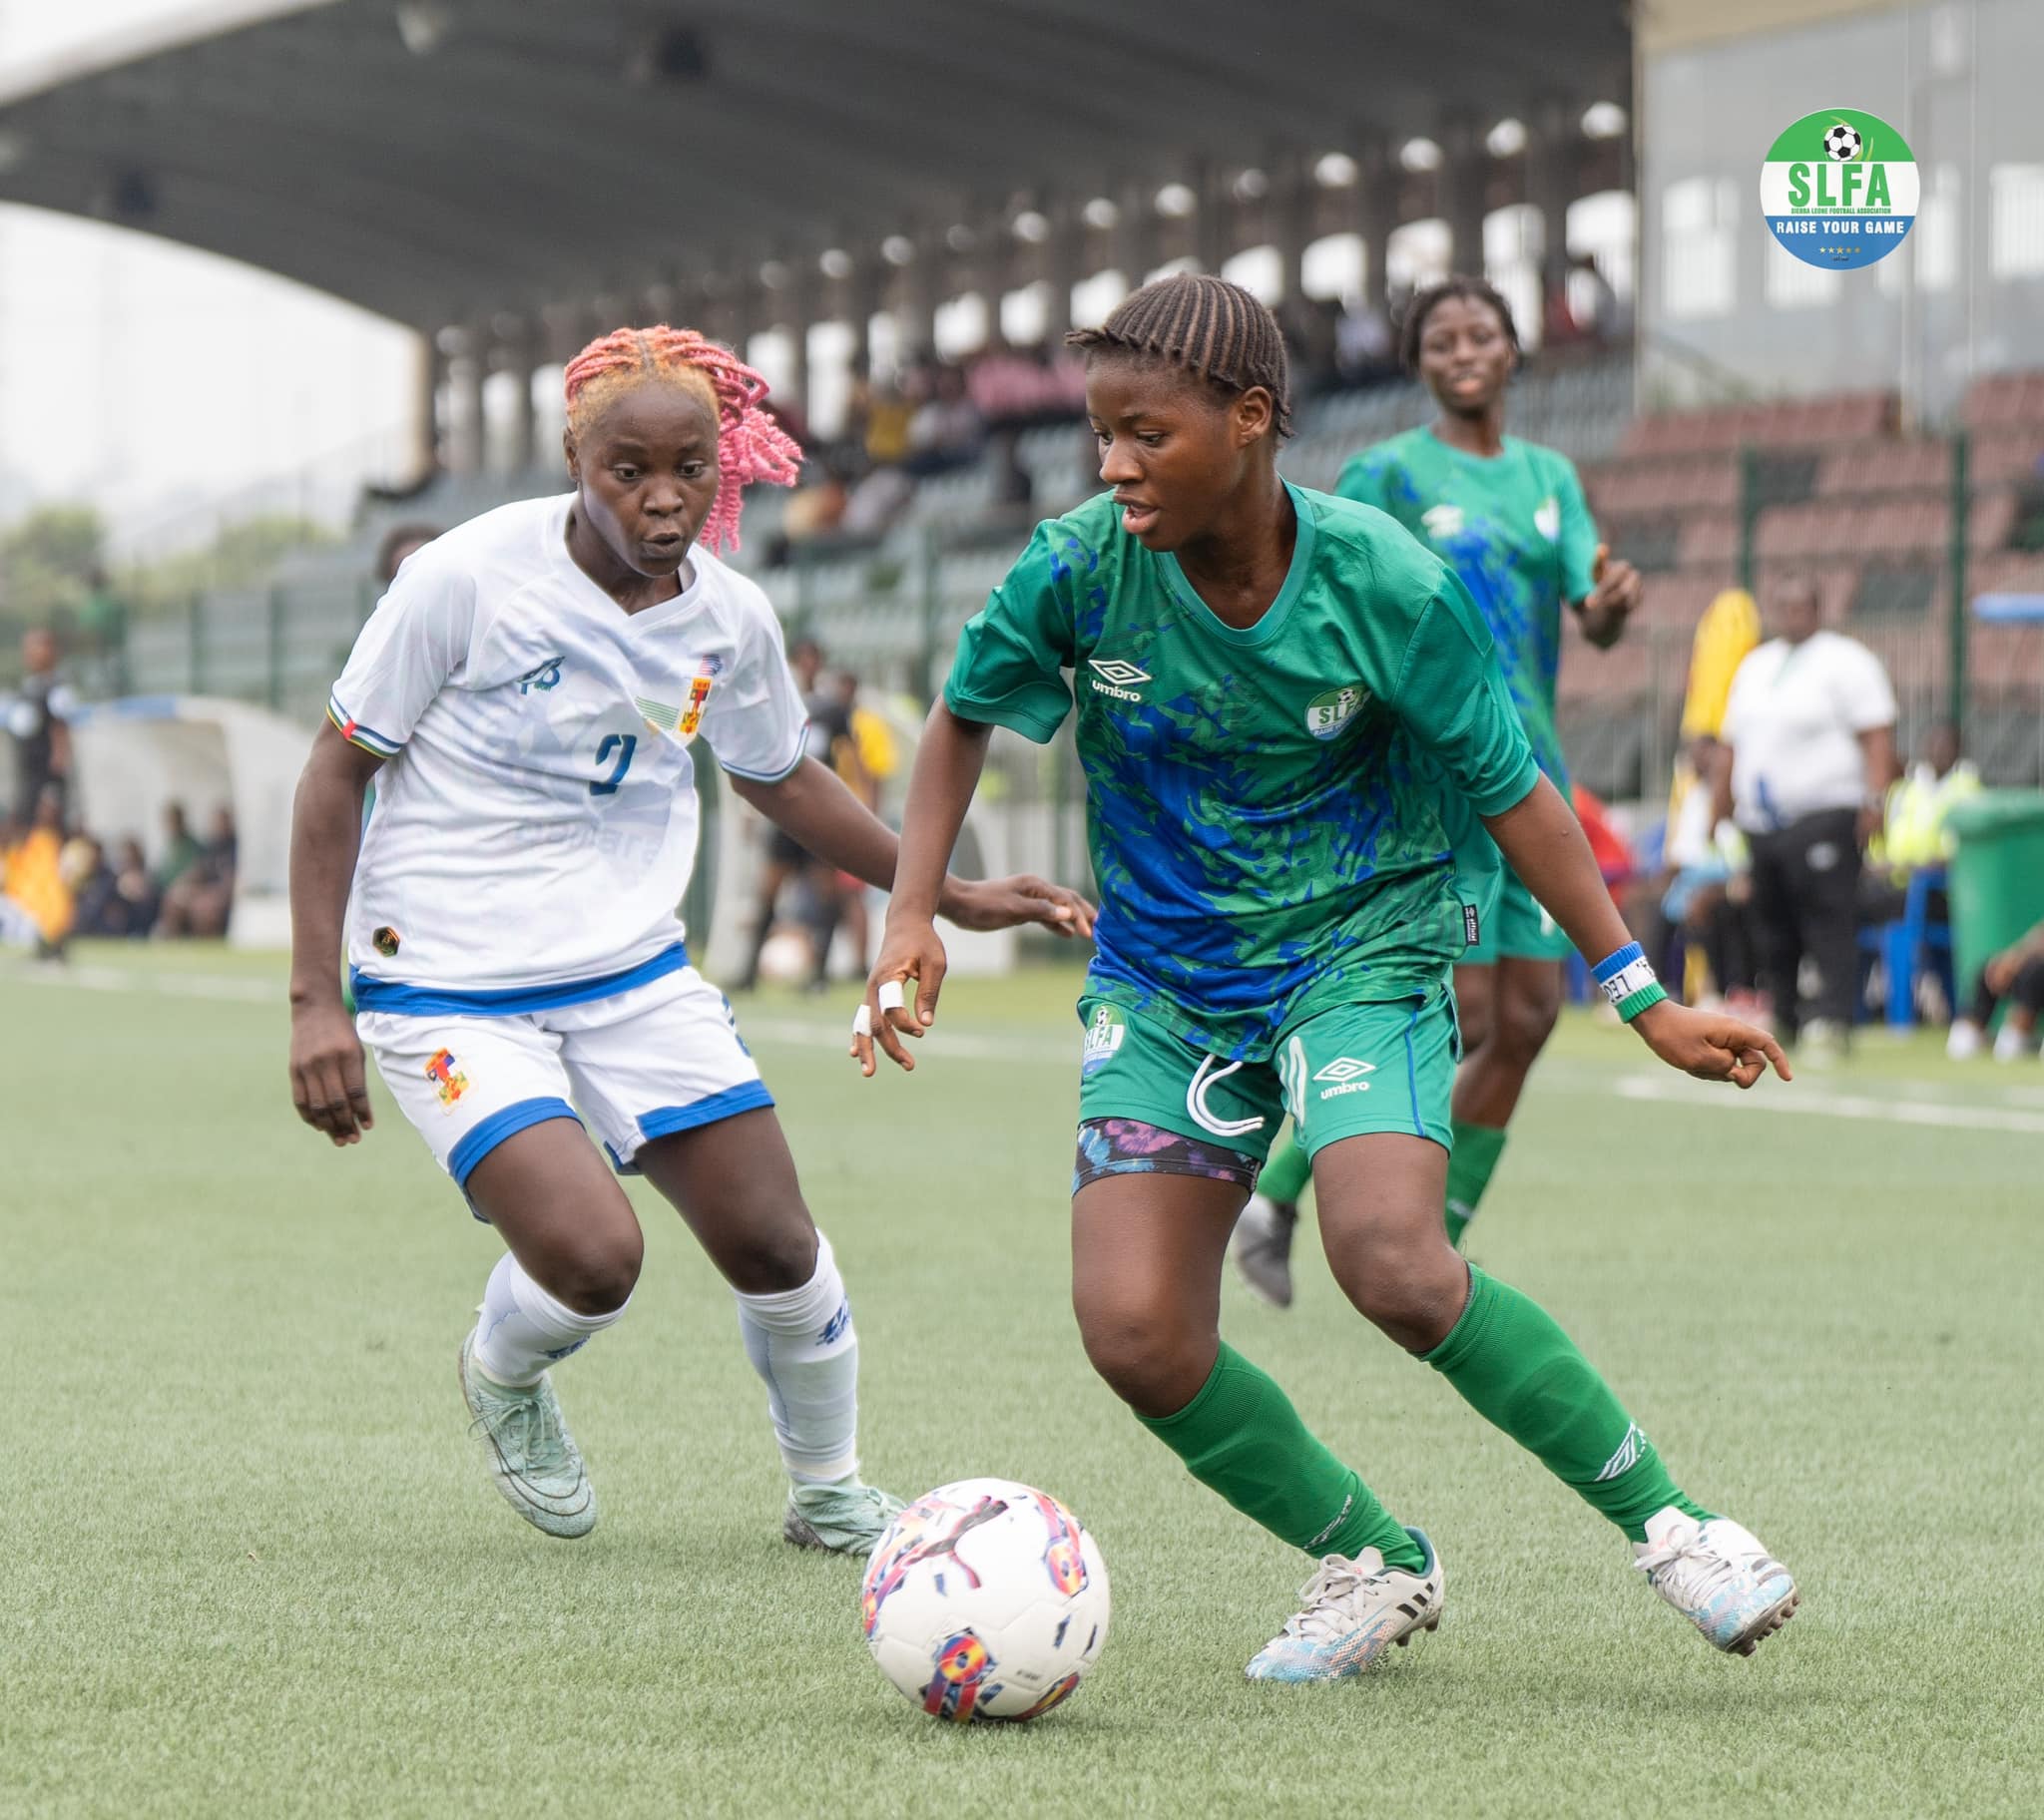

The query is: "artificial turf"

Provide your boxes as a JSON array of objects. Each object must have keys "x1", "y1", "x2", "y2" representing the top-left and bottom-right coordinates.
[{"x1": 5, "y1": 945, "x2": 2040, "y2": 1816}]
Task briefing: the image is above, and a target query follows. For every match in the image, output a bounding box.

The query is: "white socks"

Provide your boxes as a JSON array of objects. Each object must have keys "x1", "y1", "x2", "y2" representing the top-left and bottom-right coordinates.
[
  {"x1": 735, "y1": 1230, "x2": 860, "y2": 1484},
  {"x1": 470, "y1": 1251, "x2": 630, "y2": 1388}
]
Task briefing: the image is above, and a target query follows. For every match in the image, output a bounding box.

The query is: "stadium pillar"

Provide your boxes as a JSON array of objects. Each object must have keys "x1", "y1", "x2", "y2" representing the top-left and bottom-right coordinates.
[
  {"x1": 1443, "y1": 122, "x2": 1488, "y2": 279},
  {"x1": 452, "y1": 322, "x2": 488, "y2": 475},
  {"x1": 1273, "y1": 153, "x2": 1311, "y2": 301},
  {"x1": 413, "y1": 332, "x2": 444, "y2": 477},
  {"x1": 505, "y1": 321, "x2": 538, "y2": 475},
  {"x1": 1357, "y1": 143, "x2": 1397, "y2": 312},
  {"x1": 1526, "y1": 102, "x2": 1577, "y2": 307},
  {"x1": 1042, "y1": 198, "x2": 1081, "y2": 342},
  {"x1": 1195, "y1": 158, "x2": 1230, "y2": 273},
  {"x1": 1113, "y1": 179, "x2": 1156, "y2": 291}
]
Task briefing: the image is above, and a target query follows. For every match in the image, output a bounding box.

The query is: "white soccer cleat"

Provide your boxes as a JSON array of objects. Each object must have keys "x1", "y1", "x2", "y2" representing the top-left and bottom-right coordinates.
[
  {"x1": 1231, "y1": 1194, "x2": 1298, "y2": 1309},
  {"x1": 1992, "y1": 1022, "x2": 2034, "y2": 1064},
  {"x1": 1945, "y1": 1019, "x2": 1985, "y2": 1061},
  {"x1": 1634, "y1": 1508, "x2": 1796, "y2": 1656},
  {"x1": 457, "y1": 1334, "x2": 597, "y2": 1540},
  {"x1": 1244, "y1": 1530, "x2": 1443, "y2": 1682}
]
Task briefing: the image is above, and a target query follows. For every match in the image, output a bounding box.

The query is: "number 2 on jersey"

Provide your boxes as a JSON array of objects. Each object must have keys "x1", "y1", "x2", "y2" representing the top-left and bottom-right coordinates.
[{"x1": 591, "y1": 732, "x2": 638, "y2": 796}]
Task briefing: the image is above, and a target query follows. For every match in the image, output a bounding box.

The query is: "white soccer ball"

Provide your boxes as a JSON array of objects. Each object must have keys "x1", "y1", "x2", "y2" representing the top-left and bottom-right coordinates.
[
  {"x1": 860, "y1": 1477, "x2": 1111, "y2": 1722},
  {"x1": 1823, "y1": 122, "x2": 1861, "y2": 163}
]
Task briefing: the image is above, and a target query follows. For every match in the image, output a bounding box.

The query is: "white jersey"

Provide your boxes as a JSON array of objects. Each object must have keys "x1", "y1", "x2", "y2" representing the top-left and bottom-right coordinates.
[{"x1": 329, "y1": 493, "x2": 805, "y2": 1008}]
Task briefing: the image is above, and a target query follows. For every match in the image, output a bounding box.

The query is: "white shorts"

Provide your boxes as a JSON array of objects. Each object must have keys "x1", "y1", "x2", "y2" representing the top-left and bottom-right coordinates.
[{"x1": 358, "y1": 965, "x2": 772, "y2": 1210}]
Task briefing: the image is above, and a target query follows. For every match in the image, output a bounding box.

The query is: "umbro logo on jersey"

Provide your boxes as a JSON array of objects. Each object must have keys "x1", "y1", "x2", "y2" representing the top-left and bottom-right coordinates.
[
  {"x1": 1535, "y1": 496, "x2": 1561, "y2": 541},
  {"x1": 1314, "y1": 1057, "x2": 1375, "y2": 1101},
  {"x1": 1420, "y1": 503, "x2": 1465, "y2": 542},
  {"x1": 517, "y1": 656, "x2": 565, "y2": 693},
  {"x1": 1088, "y1": 658, "x2": 1151, "y2": 701}
]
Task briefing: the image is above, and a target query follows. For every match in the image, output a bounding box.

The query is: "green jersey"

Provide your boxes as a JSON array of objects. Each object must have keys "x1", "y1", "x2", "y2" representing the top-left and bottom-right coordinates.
[
  {"x1": 943, "y1": 483, "x2": 1538, "y2": 1062},
  {"x1": 1335, "y1": 428, "x2": 1599, "y2": 789}
]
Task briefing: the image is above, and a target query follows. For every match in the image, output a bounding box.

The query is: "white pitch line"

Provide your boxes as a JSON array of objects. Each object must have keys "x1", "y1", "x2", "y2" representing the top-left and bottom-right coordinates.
[
  {"x1": 1, "y1": 961, "x2": 280, "y2": 1003},
  {"x1": 10, "y1": 963, "x2": 2044, "y2": 1137},
  {"x1": 1606, "y1": 1072, "x2": 2044, "y2": 1137}
]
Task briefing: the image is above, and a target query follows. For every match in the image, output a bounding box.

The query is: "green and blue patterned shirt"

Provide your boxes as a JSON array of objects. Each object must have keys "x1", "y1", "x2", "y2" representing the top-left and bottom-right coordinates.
[
  {"x1": 1336, "y1": 428, "x2": 1600, "y2": 792},
  {"x1": 943, "y1": 484, "x2": 1538, "y2": 1061}
]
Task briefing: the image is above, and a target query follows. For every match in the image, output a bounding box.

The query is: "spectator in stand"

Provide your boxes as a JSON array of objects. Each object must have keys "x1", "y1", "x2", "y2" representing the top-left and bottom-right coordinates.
[
  {"x1": 903, "y1": 362, "x2": 985, "y2": 478},
  {"x1": 1568, "y1": 252, "x2": 1625, "y2": 344},
  {"x1": 861, "y1": 378, "x2": 913, "y2": 467},
  {"x1": 109, "y1": 836, "x2": 160, "y2": 937},
  {"x1": 1332, "y1": 297, "x2": 1397, "y2": 388},
  {"x1": 811, "y1": 669, "x2": 900, "y2": 983},
  {"x1": 158, "y1": 804, "x2": 238, "y2": 939},
  {"x1": 375, "y1": 523, "x2": 442, "y2": 588},
  {"x1": 154, "y1": 801, "x2": 205, "y2": 897},
  {"x1": 735, "y1": 638, "x2": 870, "y2": 992},
  {"x1": 1, "y1": 786, "x2": 74, "y2": 957},
  {"x1": 8, "y1": 628, "x2": 77, "y2": 824},
  {"x1": 1632, "y1": 734, "x2": 1755, "y2": 1006},
  {"x1": 1716, "y1": 576, "x2": 1897, "y2": 1055},
  {"x1": 1948, "y1": 918, "x2": 2044, "y2": 1062},
  {"x1": 985, "y1": 429, "x2": 1036, "y2": 531},
  {"x1": 1862, "y1": 719, "x2": 1979, "y2": 924}
]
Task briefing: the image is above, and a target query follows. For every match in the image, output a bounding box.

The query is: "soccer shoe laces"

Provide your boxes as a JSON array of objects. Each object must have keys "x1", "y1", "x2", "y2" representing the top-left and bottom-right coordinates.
[
  {"x1": 1280, "y1": 1556, "x2": 1382, "y2": 1642},
  {"x1": 468, "y1": 1382, "x2": 549, "y2": 1473},
  {"x1": 1634, "y1": 1522, "x2": 1746, "y2": 1605}
]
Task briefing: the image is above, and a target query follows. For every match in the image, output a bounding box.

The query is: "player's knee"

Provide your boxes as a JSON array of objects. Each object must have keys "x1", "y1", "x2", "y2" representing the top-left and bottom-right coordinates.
[
  {"x1": 1074, "y1": 1296, "x2": 1210, "y2": 1417},
  {"x1": 551, "y1": 1232, "x2": 644, "y2": 1316},
  {"x1": 1333, "y1": 1230, "x2": 1464, "y2": 1348},
  {"x1": 718, "y1": 1218, "x2": 820, "y2": 1295},
  {"x1": 1497, "y1": 982, "x2": 1562, "y2": 1061}
]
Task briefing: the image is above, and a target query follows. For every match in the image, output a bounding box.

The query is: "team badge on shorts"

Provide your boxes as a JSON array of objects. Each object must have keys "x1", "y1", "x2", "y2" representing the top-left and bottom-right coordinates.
[
  {"x1": 424, "y1": 1047, "x2": 469, "y2": 1108},
  {"x1": 372, "y1": 925, "x2": 401, "y2": 957},
  {"x1": 1081, "y1": 1005, "x2": 1126, "y2": 1074}
]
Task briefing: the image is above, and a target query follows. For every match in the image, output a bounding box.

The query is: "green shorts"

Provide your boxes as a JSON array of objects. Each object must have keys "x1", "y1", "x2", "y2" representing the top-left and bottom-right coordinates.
[
  {"x1": 1463, "y1": 863, "x2": 1574, "y2": 964},
  {"x1": 1076, "y1": 993, "x2": 1460, "y2": 1166}
]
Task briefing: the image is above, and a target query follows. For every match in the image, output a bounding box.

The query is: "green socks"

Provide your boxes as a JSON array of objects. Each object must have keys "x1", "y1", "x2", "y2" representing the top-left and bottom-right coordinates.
[
  {"x1": 1423, "y1": 1266, "x2": 1711, "y2": 1542},
  {"x1": 1258, "y1": 1130, "x2": 1312, "y2": 1206},
  {"x1": 1139, "y1": 1342, "x2": 1425, "y2": 1572},
  {"x1": 1443, "y1": 1120, "x2": 1506, "y2": 1248}
]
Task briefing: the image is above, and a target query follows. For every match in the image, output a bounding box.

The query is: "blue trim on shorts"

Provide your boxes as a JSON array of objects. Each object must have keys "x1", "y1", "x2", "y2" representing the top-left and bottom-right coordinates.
[
  {"x1": 449, "y1": 1096, "x2": 581, "y2": 1187},
  {"x1": 351, "y1": 942, "x2": 690, "y2": 1017},
  {"x1": 1401, "y1": 1003, "x2": 1424, "y2": 1138},
  {"x1": 637, "y1": 1082, "x2": 774, "y2": 1141},
  {"x1": 608, "y1": 1082, "x2": 776, "y2": 1175}
]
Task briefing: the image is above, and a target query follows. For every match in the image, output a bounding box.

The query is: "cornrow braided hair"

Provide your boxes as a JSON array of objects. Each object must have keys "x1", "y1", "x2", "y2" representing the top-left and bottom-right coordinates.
[
  {"x1": 563, "y1": 325, "x2": 801, "y2": 555},
  {"x1": 1066, "y1": 272, "x2": 1293, "y2": 439},
  {"x1": 1397, "y1": 275, "x2": 1522, "y2": 372}
]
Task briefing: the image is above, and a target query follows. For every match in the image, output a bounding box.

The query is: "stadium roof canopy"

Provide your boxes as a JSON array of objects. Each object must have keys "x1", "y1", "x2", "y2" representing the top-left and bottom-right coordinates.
[{"x1": 0, "y1": 0, "x2": 1630, "y2": 331}]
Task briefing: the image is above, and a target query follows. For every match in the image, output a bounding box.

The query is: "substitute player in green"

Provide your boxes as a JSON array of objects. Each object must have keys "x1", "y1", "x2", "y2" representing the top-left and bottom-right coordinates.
[
  {"x1": 1235, "y1": 275, "x2": 1642, "y2": 1303},
  {"x1": 851, "y1": 274, "x2": 1796, "y2": 1682}
]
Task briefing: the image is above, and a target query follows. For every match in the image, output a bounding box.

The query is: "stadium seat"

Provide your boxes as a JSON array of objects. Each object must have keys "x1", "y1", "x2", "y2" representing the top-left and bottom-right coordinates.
[{"x1": 1857, "y1": 866, "x2": 1951, "y2": 1030}]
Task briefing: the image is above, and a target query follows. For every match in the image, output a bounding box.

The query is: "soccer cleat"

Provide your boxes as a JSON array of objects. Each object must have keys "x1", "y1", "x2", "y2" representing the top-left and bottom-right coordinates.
[
  {"x1": 782, "y1": 1478, "x2": 905, "y2": 1556},
  {"x1": 457, "y1": 1333, "x2": 597, "y2": 1540},
  {"x1": 1231, "y1": 1194, "x2": 1299, "y2": 1309},
  {"x1": 1946, "y1": 1019, "x2": 1985, "y2": 1061},
  {"x1": 1993, "y1": 1021, "x2": 2034, "y2": 1063},
  {"x1": 1245, "y1": 1529, "x2": 1444, "y2": 1683},
  {"x1": 1634, "y1": 1508, "x2": 1797, "y2": 1656}
]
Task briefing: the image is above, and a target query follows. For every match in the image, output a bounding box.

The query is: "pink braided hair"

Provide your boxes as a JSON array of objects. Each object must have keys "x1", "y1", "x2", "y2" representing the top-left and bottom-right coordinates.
[{"x1": 563, "y1": 325, "x2": 801, "y2": 556}]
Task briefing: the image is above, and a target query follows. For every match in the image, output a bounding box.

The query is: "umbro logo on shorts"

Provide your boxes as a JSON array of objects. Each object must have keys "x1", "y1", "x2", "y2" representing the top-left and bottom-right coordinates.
[
  {"x1": 1314, "y1": 1057, "x2": 1375, "y2": 1101},
  {"x1": 1088, "y1": 658, "x2": 1151, "y2": 701}
]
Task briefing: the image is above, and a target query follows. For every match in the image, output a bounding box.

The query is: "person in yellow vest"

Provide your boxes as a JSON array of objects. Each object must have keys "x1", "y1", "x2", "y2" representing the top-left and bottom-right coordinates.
[
  {"x1": 1, "y1": 787, "x2": 76, "y2": 957},
  {"x1": 1869, "y1": 720, "x2": 1980, "y2": 883}
]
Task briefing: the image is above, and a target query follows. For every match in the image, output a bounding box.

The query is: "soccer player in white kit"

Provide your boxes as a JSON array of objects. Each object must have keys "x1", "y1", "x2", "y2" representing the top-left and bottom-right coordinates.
[{"x1": 286, "y1": 326, "x2": 1091, "y2": 1550}]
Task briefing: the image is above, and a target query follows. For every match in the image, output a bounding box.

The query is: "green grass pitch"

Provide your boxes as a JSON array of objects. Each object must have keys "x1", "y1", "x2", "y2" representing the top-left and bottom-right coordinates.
[{"x1": 5, "y1": 944, "x2": 2042, "y2": 1816}]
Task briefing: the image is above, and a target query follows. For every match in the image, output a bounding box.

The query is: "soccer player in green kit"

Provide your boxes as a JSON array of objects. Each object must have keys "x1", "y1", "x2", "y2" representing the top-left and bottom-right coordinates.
[
  {"x1": 850, "y1": 274, "x2": 1797, "y2": 1682},
  {"x1": 1235, "y1": 275, "x2": 1643, "y2": 1304}
]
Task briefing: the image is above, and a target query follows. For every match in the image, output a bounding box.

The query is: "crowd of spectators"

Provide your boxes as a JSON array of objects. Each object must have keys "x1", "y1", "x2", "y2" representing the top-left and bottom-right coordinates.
[
  {"x1": 2, "y1": 626, "x2": 238, "y2": 957},
  {"x1": 766, "y1": 265, "x2": 1630, "y2": 567}
]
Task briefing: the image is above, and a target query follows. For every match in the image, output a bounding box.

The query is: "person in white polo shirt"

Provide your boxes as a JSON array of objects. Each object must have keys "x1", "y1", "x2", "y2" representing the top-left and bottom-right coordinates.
[{"x1": 1716, "y1": 576, "x2": 1896, "y2": 1053}]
